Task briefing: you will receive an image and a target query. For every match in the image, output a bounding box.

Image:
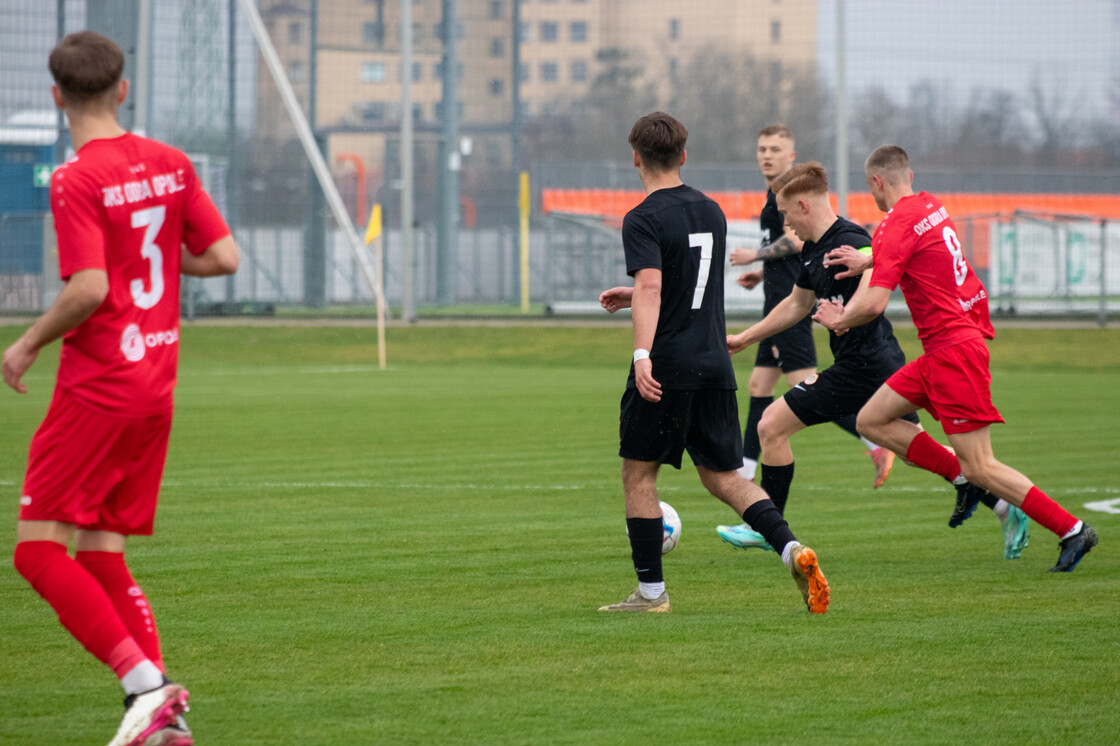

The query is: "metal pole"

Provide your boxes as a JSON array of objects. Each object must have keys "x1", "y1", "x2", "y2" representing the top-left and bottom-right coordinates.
[
  {"x1": 437, "y1": 0, "x2": 460, "y2": 304},
  {"x1": 226, "y1": 0, "x2": 238, "y2": 304},
  {"x1": 55, "y1": 0, "x2": 66, "y2": 164},
  {"x1": 134, "y1": 0, "x2": 151, "y2": 135},
  {"x1": 401, "y1": 0, "x2": 416, "y2": 322},
  {"x1": 1100, "y1": 219, "x2": 1108, "y2": 327},
  {"x1": 835, "y1": 0, "x2": 849, "y2": 217}
]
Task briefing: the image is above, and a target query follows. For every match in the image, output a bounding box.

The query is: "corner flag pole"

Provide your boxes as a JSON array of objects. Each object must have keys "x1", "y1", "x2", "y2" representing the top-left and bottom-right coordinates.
[
  {"x1": 365, "y1": 203, "x2": 387, "y2": 370},
  {"x1": 239, "y1": 0, "x2": 388, "y2": 367}
]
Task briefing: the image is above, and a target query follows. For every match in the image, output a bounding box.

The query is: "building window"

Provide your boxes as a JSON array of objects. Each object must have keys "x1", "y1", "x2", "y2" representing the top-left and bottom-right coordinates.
[
  {"x1": 669, "y1": 18, "x2": 680, "y2": 41},
  {"x1": 361, "y1": 61, "x2": 386, "y2": 83},
  {"x1": 540, "y1": 21, "x2": 558, "y2": 42},
  {"x1": 413, "y1": 22, "x2": 423, "y2": 44},
  {"x1": 570, "y1": 59, "x2": 587, "y2": 82},
  {"x1": 518, "y1": 21, "x2": 532, "y2": 42},
  {"x1": 519, "y1": 62, "x2": 529, "y2": 82},
  {"x1": 288, "y1": 60, "x2": 306, "y2": 82},
  {"x1": 358, "y1": 101, "x2": 385, "y2": 123},
  {"x1": 570, "y1": 21, "x2": 587, "y2": 42},
  {"x1": 489, "y1": 1, "x2": 502, "y2": 18},
  {"x1": 490, "y1": 38, "x2": 504, "y2": 57},
  {"x1": 668, "y1": 57, "x2": 678, "y2": 82},
  {"x1": 540, "y1": 61, "x2": 558, "y2": 82},
  {"x1": 489, "y1": 78, "x2": 504, "y2": 96},
  {"x1": 362, "y1": 21, "x2": 383, "y2": 45},
  {"x1": 289, "y1": 21, "x2": 302, "y2": 44},
  {"x1": 770, "y1": 20, "x2": 780, "y2": 42},
  {"x1": 412, "y1": 62, "x2": 422, "y2": 82}
]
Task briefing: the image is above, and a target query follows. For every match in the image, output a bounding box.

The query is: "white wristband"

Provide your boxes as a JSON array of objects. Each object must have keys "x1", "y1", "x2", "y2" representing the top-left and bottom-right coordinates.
[{"x1": 633, "y1": 348, "x2": 650, "y2": 363}]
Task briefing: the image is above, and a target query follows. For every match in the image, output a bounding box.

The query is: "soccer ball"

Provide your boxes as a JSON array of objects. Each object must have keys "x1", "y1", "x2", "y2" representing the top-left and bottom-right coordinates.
[{"x1": 659, "y1": 501, "x2": 681, "y2": 554}]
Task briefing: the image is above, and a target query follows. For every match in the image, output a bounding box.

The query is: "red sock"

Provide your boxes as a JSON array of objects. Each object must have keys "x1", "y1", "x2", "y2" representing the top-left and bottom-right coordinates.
[
  {"x1": 1020, "y1": 486, "x2": 1079, "y2": 537},
  {"x1": 76, "y1": 551, "x2": 164, "y2": 672},
  {"x1": 13, "y1": 541, "x2": 148, "y2": 678},
  {"x1": 905, "y1": 431, "x2": 961, "y2": 481}
]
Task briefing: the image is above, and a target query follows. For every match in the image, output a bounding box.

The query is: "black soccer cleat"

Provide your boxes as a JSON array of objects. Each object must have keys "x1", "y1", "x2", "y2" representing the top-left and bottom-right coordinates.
[
  {"x1": 1048, "y1": 523, "x2": 1098, "y2": 573},
  {"x1": 949, "y1": 482, "x2": 986, "y2": 528}
]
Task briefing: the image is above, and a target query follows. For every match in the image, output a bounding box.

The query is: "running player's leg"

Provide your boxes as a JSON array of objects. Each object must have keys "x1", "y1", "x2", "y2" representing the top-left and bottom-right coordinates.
[
  {"x1": 947, "y1": 427, "x2": 1093, "y2": 571},
  {"x1": 742, "y1": 344, "x2": 785, "y2": 480},
  {"x1": 757, "y1": 397, "x2": 809, "y2": 515}
]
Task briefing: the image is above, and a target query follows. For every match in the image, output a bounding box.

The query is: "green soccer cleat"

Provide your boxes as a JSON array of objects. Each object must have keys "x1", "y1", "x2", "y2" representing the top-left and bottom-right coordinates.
[
  {"x1": 715, "y1": 523, "x2": 775, "y2": 551},
  {"x1": 1001, "y1": 506, "x2": 1030, "y2": 560},
  {"x1": 598, "y1": 588, "x2": 671, "y2": 613},
  {"x1": 790, "y1": 545, "x2": 830, "y2": 614}
]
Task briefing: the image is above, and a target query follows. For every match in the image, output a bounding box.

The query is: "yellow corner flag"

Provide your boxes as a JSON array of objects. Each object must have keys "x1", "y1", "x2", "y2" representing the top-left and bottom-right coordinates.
[{"x1": 365, "y1": 203, "x2": 382, "y2": 244}]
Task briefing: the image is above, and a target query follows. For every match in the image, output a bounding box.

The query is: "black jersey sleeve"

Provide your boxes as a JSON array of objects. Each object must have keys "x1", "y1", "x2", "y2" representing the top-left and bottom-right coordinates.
[{"x1": 622, "y1": 210, "x2": 662, "y2": 277}]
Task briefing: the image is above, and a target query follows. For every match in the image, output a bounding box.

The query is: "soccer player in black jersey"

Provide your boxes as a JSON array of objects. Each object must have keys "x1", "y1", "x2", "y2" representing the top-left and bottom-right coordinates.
[
  {"x1": 597, "y1": 112, "x2": 829, "y2": 614},
  {"x1": 726, "y1": 162, "x2": 921, "y2": 529},
  {"x1": 718, "y1": 126, "x2": 894, "y2": 552}
]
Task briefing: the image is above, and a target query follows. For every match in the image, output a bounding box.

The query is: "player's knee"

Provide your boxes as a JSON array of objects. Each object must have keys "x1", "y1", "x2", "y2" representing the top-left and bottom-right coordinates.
[
  {"x1": 855, "y1": 410, "x2": 882, "y2": 440},
  {"x1": 13, "y1": 540, "x2": 63, "y2": 586}
]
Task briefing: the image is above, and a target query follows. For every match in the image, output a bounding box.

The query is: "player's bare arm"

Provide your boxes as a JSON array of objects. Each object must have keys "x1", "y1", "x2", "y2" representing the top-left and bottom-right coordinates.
[
  {"x1": 180, "y1": 235, "x2": 240, "y2": 277},
  {"x1": 727, "y1": 285, "x2": 817, "y2": 355},
  {"x1": 822, "y1": 244, "x2": 873, "y2": 280},
  {"x1": 630, "y1": 268, "x2": 662, "y2": 403},
  {"x1": 3, "y1": 268, "x2": 108, "y2": 393},
  {"x1": 599, "y1": 285, "x2": 634, "y2": 313},
  {"x1": 729, "y1": 234, "x2": 802, "y2": 267},
  {"x1": 736, "y1": 270, "x2": 763, "y2": 290}
]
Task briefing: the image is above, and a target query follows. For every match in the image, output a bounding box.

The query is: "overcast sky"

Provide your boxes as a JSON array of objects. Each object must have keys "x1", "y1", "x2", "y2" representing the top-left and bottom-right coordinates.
[{"x1": 816, "y1": 0, "x2": 1118, "y2": 120}]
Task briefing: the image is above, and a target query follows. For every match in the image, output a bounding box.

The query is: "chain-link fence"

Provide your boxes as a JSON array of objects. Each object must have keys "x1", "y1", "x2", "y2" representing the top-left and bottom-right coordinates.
[{"x1": 2, "y1": 1, "x2": 1119, "y2": 320}]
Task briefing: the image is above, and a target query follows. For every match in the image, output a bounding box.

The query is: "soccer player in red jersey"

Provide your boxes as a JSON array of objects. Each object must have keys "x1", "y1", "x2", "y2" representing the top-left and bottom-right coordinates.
[
  {"x1": 3, "y1": 31, "x2": 238, "y2": 745},
  {"x1": 813, "y1": 145, "x2": 1097, "y2": 573}
]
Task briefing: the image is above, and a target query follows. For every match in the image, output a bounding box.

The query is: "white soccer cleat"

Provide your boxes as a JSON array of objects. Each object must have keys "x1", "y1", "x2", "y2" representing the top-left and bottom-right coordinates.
[{"x1": 107, "y1": 682, "x2": 189, "y2": 746}]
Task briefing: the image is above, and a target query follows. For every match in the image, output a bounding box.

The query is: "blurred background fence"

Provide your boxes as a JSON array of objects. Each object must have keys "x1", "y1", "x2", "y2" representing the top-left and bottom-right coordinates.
[{"x1": 2, "y1": 0, "x2": 1119, "y2": 321}]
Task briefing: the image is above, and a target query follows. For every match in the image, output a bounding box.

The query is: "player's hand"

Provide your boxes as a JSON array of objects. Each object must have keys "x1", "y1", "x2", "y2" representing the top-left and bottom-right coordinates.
[
  {"x1": 736, "y1": 271, "x2": 763, "y2": 290},
  {"x1": 2, "y1": 337, "x2": 38, "y2": 394},
  {"x1": 729, "y1": 247, "x2": 758, "y2": 266},
  {"x1": 727, "y1": 332, "x2": 751, "y2": 355},
  {"x1": 633, "y1": 358, "x2": 662, "y2": 402},
  {"x1": 812, "y1": 299, "x2": 849, "y2": 335},
  {"x1": 822, "y1": 245, "x2": 872, "y2": 280},
  {"x1": 599, "y1": 286, "x2": 633, "y2": 313}
]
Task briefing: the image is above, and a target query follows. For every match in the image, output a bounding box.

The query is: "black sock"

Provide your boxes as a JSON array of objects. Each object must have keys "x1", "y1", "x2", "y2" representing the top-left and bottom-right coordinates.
[
  {"x1": 979, "y1": 492, "x2": 999, "y2": 509},
  {"x1": 760, "y1": 462, "x2": 795, "y2": 516},
  {"x1": 742, "y1": 500, "x2": 796, "y2": 553},
  {"x1": 625, "y1": 517, "x2": 664, "y2": 584},
  {"x1": 744, "y1": 396, "x2": 773, "y2": 462},
  {"x1": 834, "y1": 413, "x2": 861, "y2": 441}
]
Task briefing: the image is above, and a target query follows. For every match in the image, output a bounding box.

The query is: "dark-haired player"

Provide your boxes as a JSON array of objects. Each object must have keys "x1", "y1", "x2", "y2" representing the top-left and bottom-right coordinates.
[
  {"x1": 597, "y1": 112, "x2": 829, "y2": 614},
  {"x1": 814, "y1": 145, "x2": 1092, "y2": 571},
  {"x1": 718, "y1": 125, "x2": 894, "y2": 551},
  {"x1": 4, "y1": 30, "x2": 238, "y2": 746}
]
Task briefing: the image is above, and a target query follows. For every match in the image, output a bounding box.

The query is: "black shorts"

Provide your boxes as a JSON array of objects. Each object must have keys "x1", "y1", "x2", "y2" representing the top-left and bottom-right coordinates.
[
  {"x1": 619, "y1": 388, "x2": 743, "y2": 472},
  {"x1": 783, "y1": 358, "x2": 921, "y2": 428},
  {"x1": 753, "y1": 316, "x2": 817, "y2": 372}
]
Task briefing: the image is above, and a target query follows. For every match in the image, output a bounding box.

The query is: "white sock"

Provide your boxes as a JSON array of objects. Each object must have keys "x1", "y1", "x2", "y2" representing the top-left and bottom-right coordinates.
[
  {"x1": 952, "y1": 472, "x2": 967, "y2": 486},
  {"x1": 780, "y1": 541, "x2": 800, "y2": 569},
  {"x1": 738, "y1": 457, "x2": 757, "y2": 481},
  {"x1": 992, "y1": 499, "x2": 1010, "y2": 521},
  {"x1": 861, "y1": 437, "x2": 878, "y2": 450},
  {"x1": 638, "y1": 581, "x2": 666, "y2": 600},
  {"x1": 120, "y1": 659, "x2": 164, "y2": 696},
  {"x1": 1061, "y1": 520, "x2": 1083, "y2": 540}
]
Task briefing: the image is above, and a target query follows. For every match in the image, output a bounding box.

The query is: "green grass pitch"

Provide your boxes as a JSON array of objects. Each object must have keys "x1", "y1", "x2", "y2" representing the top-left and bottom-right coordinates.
[{"x1": 0, "y1": 323, "x2": 1117, "y2": 744}]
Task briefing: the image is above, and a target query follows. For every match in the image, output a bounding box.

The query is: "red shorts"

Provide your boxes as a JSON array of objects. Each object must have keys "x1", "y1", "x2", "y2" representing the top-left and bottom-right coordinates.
[
  {"x1": 19, "y1": 387, "x2": 172, "y2": 535},
  {"x1": 886, "y1": 337, "x2": 1004, "y2": 435}
]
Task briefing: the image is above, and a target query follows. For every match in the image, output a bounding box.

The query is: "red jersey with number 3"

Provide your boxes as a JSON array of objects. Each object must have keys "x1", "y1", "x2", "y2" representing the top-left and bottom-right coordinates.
[
  {"x1": 869, "y1": 191, "x2": 994, "y2": 353},
  {"x1": 50, "y1": 133, "x2": 230, "y2": 415}
]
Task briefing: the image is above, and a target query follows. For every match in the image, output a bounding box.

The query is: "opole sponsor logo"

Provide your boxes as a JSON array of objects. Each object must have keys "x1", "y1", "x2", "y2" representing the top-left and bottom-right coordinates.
[{"x1": 120, "y1": 323, "x2": 179, "y2": 362}]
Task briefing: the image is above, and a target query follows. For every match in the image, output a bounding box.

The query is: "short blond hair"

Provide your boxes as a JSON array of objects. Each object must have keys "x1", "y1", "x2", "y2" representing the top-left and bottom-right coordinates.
[{"x1": 771, "y1": 161, "x2": 828, "y2": 198}]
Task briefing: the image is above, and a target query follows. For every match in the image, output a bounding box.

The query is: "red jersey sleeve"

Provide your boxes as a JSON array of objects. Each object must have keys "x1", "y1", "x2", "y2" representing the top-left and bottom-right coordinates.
[
  {"x1": 868, "y1": 214, "x2": 909, "y2": 292},
  {"x1": 51, "y1": 165, "x2": 108, "y2": 279},
  {"x1": 180, "y1": 163, "x2": 231, "y2": 256}
]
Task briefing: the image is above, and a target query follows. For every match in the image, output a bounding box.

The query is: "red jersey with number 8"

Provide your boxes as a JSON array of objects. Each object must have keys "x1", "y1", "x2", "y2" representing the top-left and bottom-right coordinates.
[
  {"x1": 869, "y1": 191, "x2": 994, "y2": 353},
  {"x1": 50, "y1": 133, "x2": 230, "y2": 414}
]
